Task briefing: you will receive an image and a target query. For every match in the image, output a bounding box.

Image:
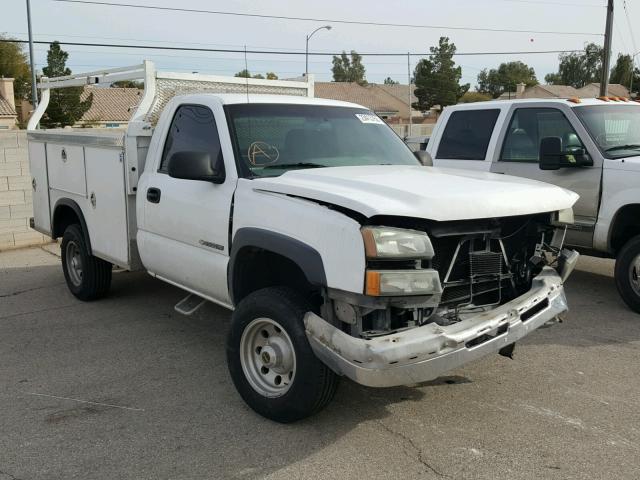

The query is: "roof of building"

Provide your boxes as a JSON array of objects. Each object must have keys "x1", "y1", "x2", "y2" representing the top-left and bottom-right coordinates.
[
  {"x1": 577, "y1": 83, "x2": 630, "y2": 98},
  {"x1": 79, "y1": 86, "x2": 143, "y2": 122},
  {"x1": 0, "y1": 96, "x2": 17, "y2": 117},
  {"x1": 315, "y1": 82, "x2": 410, "y2": 115},
  {"x1": 375, "y1": 83, "x2": 418, "y2": 106},
  {"x1": 535, "y1": 84, "x2": 581, "y2": 98}
]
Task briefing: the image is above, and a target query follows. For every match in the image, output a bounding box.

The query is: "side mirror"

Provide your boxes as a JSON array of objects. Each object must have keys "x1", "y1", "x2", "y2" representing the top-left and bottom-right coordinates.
[
  {"x1": 414, "y1": 150, "x2": 433, "y2": 166},
  {"x1": 540, "y1": 137, "x2": 593, "y2": 170},
  {"x1": 539, "y1": 137, "x2": 562, "y2": 170},
  {"x1": 168, "y1": 151, "x2": 225, "y2": 184}
]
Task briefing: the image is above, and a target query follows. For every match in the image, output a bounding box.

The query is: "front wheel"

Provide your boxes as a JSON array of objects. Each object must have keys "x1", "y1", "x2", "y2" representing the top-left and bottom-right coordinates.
[
  {"x1": 226, "y1": 287, "x2": 338, "y2": 423},
  {"x1": 615, "y1": 235, "x2": 640, "y2": 313},
  {"x1": 61, "y1": 224, "x2": 112, "y2": 301}
]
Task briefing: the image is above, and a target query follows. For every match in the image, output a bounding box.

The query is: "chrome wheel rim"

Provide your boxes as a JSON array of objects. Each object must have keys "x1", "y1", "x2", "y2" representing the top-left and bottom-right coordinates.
[
  {"x1": 630, "y1": 253, "x2": 640, "y2": 297},
  {"x1": 65, "y1": 241, "x2": 83, "y2": 287},
  {"x1": 240, "y1": 318, "x2": 296, "y2": 397}
]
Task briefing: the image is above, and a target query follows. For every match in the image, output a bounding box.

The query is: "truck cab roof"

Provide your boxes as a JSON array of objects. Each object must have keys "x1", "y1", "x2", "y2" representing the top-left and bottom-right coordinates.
[
  {"x1": 176, "y1": 93, "x2": 365, "y2": 109},
  {"x1": 448, "y1": 97, "x2": 640, "y2": 111}
]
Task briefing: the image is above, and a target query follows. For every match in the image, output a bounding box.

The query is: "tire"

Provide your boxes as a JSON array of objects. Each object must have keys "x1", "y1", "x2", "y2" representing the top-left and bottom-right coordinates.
[
  {"x1": 226, "y1": 287, "x2": 339, "y2": 423},
  {"x1": 60, "y1": 224, "x2": 112, "y2": 301},
  {"x1": 615, "y1": 235, "x2": 640, "y2": 313}
]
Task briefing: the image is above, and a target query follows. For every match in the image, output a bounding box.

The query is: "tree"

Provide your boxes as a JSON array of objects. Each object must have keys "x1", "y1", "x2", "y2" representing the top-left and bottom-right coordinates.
[
  {"x1": 331, "y1": 51, "x2": 367, "y2": 85},
  {"x1": 545, "y1": 43, "x2": 603, "y2": 88},
  {"x1": 0, "y1": 34, "x2": 32, "y2": 102},
  {"x1": 458, "y1": 91, "x2": 492, "y2": 103},
  {"x1": 477, "y1": 61, "x2": 537, "y2": 98},
  {"x1": 41, "y1": 42, "x2": 93, "y2": 128},
  {"x1": 234, "y1": 70, "x2": 274, "y2": 79},
  {"x1": 383, "y1": 77, "x2": 399, "y2": 85},
  {"x1": 234, "y1": 69, "x2": 251, "y2": 78},
  {"x1": 609, "y1": 53, "x2": 640, "y2": 93},
  {"x1": 111, "y1": 80, "x2": 143, "y2": 89},
  {"x1": 413, "y1": 37, "x2": 469, "y2": 111}
]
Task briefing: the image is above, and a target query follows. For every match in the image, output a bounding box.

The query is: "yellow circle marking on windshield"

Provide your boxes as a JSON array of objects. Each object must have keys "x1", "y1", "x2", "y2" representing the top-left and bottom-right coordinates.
[{"x1": 248, "y1": 141, "x2": 280, "y2": 166}]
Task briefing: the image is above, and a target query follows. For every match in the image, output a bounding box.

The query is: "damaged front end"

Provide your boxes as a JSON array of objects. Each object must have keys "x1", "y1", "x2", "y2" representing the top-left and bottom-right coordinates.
[{"x1": 306, "y1": 212, "x2": 579, "y2": 388}]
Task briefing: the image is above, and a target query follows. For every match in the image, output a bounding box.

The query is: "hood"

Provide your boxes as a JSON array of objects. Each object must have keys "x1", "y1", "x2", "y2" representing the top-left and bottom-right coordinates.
[
  {"x1": 251, "y1": 165, "x2": 579, "y2": 221},
  {"x1": 605, "y1": 155, "x2": 640, "y2": 172}
]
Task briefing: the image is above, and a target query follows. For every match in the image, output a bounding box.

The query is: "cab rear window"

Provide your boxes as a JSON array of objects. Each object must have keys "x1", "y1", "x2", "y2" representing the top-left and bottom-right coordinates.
[{"x1": 436, "y1": 109, "x2": 500, "y2": 160}]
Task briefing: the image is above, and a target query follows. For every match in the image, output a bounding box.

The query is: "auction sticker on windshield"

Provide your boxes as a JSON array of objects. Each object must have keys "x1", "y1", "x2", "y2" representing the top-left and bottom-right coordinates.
[{"x1": 355, "y1": 113, "x2": 385, "y2": 125}]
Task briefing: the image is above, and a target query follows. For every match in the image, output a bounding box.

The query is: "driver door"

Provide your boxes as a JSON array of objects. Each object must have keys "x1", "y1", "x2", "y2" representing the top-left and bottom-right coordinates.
[
  {"x1": 490, "y1": 107, "x2": 602, "y2": 247},
  {"x1": 138, "y1": 103, "x2": 236, "y2": 306}
]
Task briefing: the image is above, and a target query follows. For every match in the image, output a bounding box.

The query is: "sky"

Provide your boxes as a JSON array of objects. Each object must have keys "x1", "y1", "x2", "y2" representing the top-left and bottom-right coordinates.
[{"x1": 1, "y1": 0, "x2": 638, "y2": 87}]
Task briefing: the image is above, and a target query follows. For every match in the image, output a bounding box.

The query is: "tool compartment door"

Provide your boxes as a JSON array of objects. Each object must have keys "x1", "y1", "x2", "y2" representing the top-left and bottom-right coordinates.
[
  {"x1": 46, "y1": 144, "x2": 87, "y2": 197},
  {"x1": 84, "y1": 146, "x2": 129, "y2": 266},
  {"x1": 28, "y1": 141, "x2": 52, "y2": 235}
]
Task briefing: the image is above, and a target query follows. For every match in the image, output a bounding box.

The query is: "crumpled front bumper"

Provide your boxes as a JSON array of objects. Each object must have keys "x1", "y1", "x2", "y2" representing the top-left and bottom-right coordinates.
[{"x1": 304, "y1": 266, "x2": 569, "y2": 388}]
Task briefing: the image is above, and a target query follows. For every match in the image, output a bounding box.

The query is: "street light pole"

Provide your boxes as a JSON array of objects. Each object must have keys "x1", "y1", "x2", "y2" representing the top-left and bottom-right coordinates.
[
  {"x1": 26, "y1": 0, "x2": 38, "y2": 109},
  {"x1": 305, "y1": 25, "x2": 332, "y2": 77}
]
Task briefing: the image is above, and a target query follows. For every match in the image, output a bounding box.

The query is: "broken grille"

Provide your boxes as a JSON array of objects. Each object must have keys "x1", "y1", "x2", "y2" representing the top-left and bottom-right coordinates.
[{"x1": 438, "y1": 237, "x2": 511, "y2": 307}]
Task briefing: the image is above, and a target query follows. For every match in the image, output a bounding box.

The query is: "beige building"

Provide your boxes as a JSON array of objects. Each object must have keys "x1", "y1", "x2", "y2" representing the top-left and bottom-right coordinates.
[
  {"x1": 75, "y1": 86, "x2": 143, "y2": 128},
  {"x1": 0, "y1": 78, "x2": 18, "y2": 130},
  {"x1": 314, "y1": 82, "x2": 431, "y2": 123}
]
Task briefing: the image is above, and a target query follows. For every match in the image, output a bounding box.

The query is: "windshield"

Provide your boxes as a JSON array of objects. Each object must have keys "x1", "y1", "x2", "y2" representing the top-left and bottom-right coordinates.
[
  {"x1": 225, "y1": 104, "x2": 420, "y2": 177},
  {"x1": 574, "y1": 104, "x2": 640, "y2": 159}
]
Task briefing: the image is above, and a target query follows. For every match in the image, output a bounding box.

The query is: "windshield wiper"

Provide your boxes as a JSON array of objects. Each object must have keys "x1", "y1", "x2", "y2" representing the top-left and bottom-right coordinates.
[
  {"x1": 261, "y1": 162, "x2": 326, "y2": 170},
  {"x1": 604, "y1": 144, "x2": 640, "y2": 152}
]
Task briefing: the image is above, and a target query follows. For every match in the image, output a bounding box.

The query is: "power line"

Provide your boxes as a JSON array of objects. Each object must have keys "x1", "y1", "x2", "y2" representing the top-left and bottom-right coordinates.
[
  {"x1": 623, "y1": 0, "x2": 638, "y2": 53},
  {"x1": 53, "y1": 0, "x2": 603, "y2": 36},
  {"x1": 3, "y1": 30, "x2": 311, "y2": 52},
  {"x1": 0, "y1": 38, "x2": 586, "y2": 57}
]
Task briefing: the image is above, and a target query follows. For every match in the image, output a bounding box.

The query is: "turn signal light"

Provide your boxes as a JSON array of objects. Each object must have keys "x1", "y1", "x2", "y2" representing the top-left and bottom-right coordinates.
[{"x1": 365, "y1": 269, "x2": 442, "y2": 296}]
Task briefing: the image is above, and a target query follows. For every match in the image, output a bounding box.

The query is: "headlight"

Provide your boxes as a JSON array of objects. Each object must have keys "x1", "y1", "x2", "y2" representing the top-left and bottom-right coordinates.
[
  {"x1": 361, "y1": 226, "x2": 434, "y2": 259},
  {"x1": 365, "y1": 270, "x2": 442, "y2": 296}
]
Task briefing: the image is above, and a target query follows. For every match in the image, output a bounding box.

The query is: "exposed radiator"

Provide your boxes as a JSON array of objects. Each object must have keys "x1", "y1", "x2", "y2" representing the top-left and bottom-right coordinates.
[{"x1": 470, "y1": 251, "x2": 503, "y2": 278}]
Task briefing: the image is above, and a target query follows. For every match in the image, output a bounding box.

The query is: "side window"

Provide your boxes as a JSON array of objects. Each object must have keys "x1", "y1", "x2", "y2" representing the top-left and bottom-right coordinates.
[
  {"x1": 500, "y1": 108, "x2": 584, "y2": 163},
  {"x1": 436, "y1": 109, "x2": 500, "y2": 160},
  {"x1": 159, "y1": 105, "x2": 223, "y2": 174}
]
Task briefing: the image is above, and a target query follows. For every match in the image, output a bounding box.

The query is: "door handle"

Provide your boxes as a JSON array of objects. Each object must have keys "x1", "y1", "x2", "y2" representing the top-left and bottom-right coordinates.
[{"x1": 146, "y1": 187, "x2": 161, "y2": 203}]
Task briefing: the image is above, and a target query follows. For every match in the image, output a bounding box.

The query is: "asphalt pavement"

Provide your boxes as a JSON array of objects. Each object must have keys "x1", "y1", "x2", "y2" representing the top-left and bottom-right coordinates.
[{"x1": 1, "y1": 246, "x2": 639, "y2": 480}]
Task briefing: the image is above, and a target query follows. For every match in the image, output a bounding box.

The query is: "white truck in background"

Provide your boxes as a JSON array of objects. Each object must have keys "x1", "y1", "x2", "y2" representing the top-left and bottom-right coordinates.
[
  {"x1": 28, "y1": 62, "x2": 579, "y2": 422},
  {"x1": 426, "y1": 98, "x2": 640, "y2": 313}
]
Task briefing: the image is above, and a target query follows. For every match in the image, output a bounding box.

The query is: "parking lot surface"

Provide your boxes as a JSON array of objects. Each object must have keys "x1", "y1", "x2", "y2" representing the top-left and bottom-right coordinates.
[{"x1": 1, "y1": 246, "x2": 639, "y2": 480}]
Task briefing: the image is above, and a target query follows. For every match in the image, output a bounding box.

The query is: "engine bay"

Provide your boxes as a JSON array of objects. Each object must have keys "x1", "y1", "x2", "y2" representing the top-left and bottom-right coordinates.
[{"x1": 323, "y1": 213, "x2": 568, "y2": 339}]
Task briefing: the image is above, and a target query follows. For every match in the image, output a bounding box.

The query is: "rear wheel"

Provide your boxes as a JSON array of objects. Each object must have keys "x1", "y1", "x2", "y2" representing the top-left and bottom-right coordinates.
[
  {"x1": 61, "y1": 224, "x2": 112, "y2": 301},
  {"x1": 226, "y1": 287, "x2": 338, "y2": 423},
  {"x1": 615, "y1": 235, "x2": 640, "y2": 313}
]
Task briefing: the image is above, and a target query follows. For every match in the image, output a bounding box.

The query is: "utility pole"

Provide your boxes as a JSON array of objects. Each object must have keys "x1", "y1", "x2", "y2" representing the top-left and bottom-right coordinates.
[
  {"x1": 407, "y1": 53, "x2": 412, "y2": 138},
  {"x1": 600, "y1": 0, "x2": 614, "y2": 97},
  {"x1": 26, "y1": 0, "x2": 38, "y2": 109}
]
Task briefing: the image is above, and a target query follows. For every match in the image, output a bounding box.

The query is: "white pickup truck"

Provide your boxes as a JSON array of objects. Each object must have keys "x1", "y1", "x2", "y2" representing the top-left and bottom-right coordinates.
[
  {"x1": 28, "y1": 62, "x2": 579, "y2": 422},
  {"x1": 427, "y1": 98, "x2": 640, "y2": 313}
]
